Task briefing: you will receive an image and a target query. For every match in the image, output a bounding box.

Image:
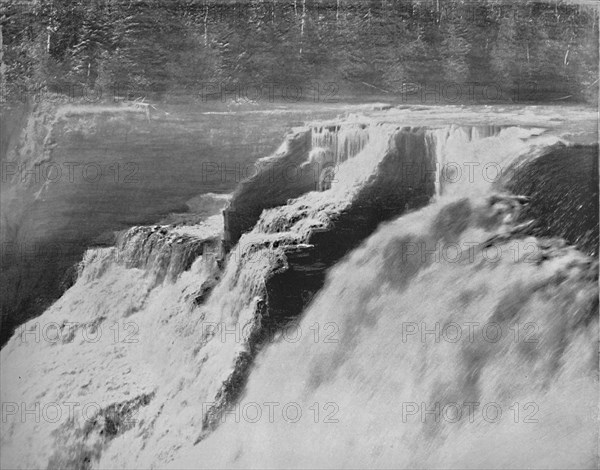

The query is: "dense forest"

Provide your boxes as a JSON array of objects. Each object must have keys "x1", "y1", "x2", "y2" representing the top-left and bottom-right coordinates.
[{"x1": 1, "y1": 0, "x2": 598, "y2": 104}]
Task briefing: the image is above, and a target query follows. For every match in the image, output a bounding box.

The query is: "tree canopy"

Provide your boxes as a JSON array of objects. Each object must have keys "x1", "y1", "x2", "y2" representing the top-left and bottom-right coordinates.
[{"x1": 1, "y1": 0, "x2": 598, "y2": 104}]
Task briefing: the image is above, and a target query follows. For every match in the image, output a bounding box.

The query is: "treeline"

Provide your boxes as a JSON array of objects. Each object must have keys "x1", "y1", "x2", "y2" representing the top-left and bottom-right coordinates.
[{"x1": 1, "y1": 0, "x2": 598, "y2": 103}]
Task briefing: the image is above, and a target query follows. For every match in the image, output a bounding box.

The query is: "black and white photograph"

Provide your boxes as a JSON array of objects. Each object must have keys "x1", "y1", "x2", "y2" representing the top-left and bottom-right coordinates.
[{"x1": 1, "y1": 0, "x2": 598, "y2": 468}]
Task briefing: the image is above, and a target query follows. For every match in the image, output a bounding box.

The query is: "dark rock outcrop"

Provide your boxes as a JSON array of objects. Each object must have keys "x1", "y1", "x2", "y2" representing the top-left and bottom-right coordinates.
[
  {"x1": 223, "y1": 129, "x2": 314, "y2": 251},
  {"x1": 504, "y1": 143, "x2": 599, "y2": 256}
]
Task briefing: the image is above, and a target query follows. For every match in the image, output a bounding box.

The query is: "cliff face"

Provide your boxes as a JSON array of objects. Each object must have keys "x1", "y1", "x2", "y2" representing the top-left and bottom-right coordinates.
[
  {"x1": 1, "y1": 101, "x2": 62, "y2": 345},
  {"x1": 0, "y1": 101, "x2": 140, "y2": 345},
  {"x1": 222, "y1": 129, "x2": 313, "y2": 251}
]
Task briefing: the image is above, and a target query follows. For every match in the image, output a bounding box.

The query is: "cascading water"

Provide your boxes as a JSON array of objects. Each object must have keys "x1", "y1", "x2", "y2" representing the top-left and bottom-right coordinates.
[
  {"x1": 174, "y1": 198, "x2": 597, "y2": 469},
  {"x1": 169, "y1": 125, "x2": 598, "y2": 470},
  {"x1": 1, "y1": 107, "x2": 597, "y2": 470},
  {"x1": 311, "y1": 123, "x2": 371, "y2": 165},
  {"x1": 424, "y1": 124, "x2": 505, "y2": 197}
]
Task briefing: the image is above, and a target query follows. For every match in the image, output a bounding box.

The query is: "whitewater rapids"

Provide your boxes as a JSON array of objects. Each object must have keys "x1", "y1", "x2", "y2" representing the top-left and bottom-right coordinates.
[
  {"x1": 0, "y1": 105, "x2": 597, "y2": 469},
  {"x1": 173, "y1": 198, "x2": 597, "y2": 469}
]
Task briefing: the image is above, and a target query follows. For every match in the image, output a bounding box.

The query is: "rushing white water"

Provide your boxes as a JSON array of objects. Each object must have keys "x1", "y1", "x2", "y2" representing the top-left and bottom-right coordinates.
[
  {"x1": 173, "y1": 199, "x2": 598, "y2": 469},
  {"x1": 169, "y1": 125, "x2": 597, "y2": 470},
  {"x1": 425, "y1": 125, "x2": 504, "y2": 197},
  {"x1": 426, "y1": 126, "x2": 559, "y2": 198},
  {"x1": 311, "y1": 123, "x2": 371, "y2": 165},
  {"x1": 0, "y1": 214, "x2": 225, "y2": 469},
  {"x1": 1, "y1": 107, "x2": 597, "y2": 470}
]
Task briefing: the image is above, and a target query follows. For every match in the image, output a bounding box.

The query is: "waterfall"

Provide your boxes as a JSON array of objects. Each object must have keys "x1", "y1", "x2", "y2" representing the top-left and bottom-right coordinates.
[
  {"x1": 166, "y1": 126, "x2": 597, "y2": 470},
  {"x1": 310, "y1": 123, "x2": 371, "y2": 165},
  {"x1": 1, "y1": 112, "x2": 596, "y2": 470},
  {"x1": 224, "y1": 121, "x2": 518, "y2": 250},
  {"x1": 174, "y1": 196, "x2": 597, "y2": 469}
]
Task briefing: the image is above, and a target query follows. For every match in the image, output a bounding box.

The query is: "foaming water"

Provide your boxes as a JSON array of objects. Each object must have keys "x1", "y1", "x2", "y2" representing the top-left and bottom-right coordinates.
[
  {"x1": 1, "y1": 107, "x2": 597, "y2": 469},
  {"x1": 0, "y1": 215, "x2": 224, "y2": 468},
  {"x1": 172, "y1": 196, "x2": 598, "y2": 469},
  {"x1": 169, "y1": 125, "x2": 597, "y2": 469},
  {"x1": 311, "y1": 123, "x2": 371, "y2": 164},
  {"x1": 427, "y1": 126, "x2": 560, "y2": 198}
]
